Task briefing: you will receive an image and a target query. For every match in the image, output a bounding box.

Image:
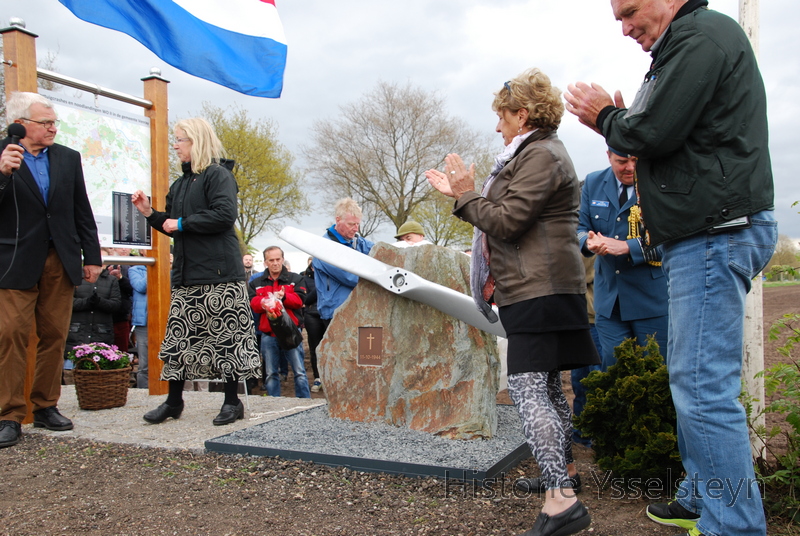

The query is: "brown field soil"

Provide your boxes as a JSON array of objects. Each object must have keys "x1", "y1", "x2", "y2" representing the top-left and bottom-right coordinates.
[{"x1": 1, "y1": 285, "x2": 798, "y2": 536}]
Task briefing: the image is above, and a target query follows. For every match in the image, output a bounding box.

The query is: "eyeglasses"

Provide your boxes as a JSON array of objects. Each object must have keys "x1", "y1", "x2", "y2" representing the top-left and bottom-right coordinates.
[
  {"x1": 174, "y1": 137, "x2": 191, "y2": 144},
  {"x1": 22, "y1": 118, "x2": 60, "y2": 129}
]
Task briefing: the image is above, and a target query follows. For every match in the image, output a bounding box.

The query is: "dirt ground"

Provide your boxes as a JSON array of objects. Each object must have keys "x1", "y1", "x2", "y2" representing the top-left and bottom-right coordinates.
[{"x1": 1, "y1": 285, "x2": 798, "y2": 536}]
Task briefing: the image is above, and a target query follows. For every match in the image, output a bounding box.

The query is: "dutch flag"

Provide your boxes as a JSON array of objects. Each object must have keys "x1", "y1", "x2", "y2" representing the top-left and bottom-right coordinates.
[{"x1": 58, "y1": 0, "x2": 287, "y2": 98}]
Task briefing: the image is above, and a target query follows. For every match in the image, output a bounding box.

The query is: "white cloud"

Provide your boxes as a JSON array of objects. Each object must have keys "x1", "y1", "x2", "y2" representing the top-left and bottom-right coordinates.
[{"x1": 2, "y1": 0, "x2": 798, "y2": 248}]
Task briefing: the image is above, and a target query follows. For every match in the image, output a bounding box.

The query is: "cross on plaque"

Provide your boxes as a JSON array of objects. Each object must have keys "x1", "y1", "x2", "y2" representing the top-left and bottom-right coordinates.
[{"x1": 358, "y1": 327, "x2": 383, "y2": 366}]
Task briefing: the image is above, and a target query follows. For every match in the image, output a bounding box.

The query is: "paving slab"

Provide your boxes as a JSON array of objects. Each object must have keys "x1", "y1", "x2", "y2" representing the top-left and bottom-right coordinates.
[{"x1": 23, "y1": 385, "x2": 324, "y2": 453}]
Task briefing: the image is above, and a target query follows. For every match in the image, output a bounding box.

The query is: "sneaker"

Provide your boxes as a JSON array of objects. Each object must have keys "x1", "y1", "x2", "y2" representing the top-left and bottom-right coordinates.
[
  {"x1": 646, "y1": 500, "x2": 700, "y2": 530},
  {"x1": 311, "y1": 379, "x2": 322, "y2": 393},
  {"x1": 677, "y1": 529, "x2": 704, "y2": 536}
]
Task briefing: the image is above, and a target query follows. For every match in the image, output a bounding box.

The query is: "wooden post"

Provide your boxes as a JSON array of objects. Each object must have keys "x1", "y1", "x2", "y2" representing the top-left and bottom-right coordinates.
[
  {"x1": 142, "y1": 69, "x2": 170, "y2": 396},
  {"x1": 1, "y1": 22, "x2": 38, "y2": 95},
  {"x1": 739, "y1": 0, "x2": 765, "y2": 458},
  {"x1": 1, "y1": 21, "x2": 39, "y2": 425}
]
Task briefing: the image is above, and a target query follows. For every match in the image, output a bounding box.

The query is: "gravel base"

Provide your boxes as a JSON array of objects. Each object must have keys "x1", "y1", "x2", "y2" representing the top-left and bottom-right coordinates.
[{"x1": 209, "y1": 404, "x2": 528, "y2": 474}]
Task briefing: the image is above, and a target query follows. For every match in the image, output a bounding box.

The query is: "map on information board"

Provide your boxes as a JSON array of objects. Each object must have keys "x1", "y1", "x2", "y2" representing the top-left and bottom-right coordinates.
[{"x1": 42, "y1": 90, "x2": 152, "y2": 248}]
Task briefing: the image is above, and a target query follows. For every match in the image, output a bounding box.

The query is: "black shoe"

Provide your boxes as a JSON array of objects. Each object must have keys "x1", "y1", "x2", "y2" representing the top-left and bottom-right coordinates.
[
  {"x1": 518, "y1": 500, "x2": 591, "y2": 536},
  {"x1": 0, "y1": 420, "x2": 22, "y2": 448},
  {"x1": 143, "y1": 402, "x2": 184, "y2": 424},
  {"x1": 516, "y1": 473, "x2": 583, "y2": 494},
  {"x1": 646, "y1": 500, "x2": 700, "y2": 530},
  {"x1": 32, "y1": 407, "x2": 73, "y2": 431},
  {"x1": 213, "y1": 400, "x2": 244, "y2": 426}
]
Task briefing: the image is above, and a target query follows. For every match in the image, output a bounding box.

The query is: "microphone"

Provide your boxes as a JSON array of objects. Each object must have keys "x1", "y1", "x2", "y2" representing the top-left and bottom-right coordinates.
[{"x1": 8, "y1": 123, "x2": 26, "y2": 145}]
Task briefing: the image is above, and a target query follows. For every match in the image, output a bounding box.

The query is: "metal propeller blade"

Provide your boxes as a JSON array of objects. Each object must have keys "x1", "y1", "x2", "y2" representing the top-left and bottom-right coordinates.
[{"x1": 278, "y1": 226, "x2": 506, "y2": 338}]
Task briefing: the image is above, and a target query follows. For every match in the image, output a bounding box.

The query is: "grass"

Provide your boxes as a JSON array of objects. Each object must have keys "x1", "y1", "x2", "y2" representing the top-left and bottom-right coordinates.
[{"x1": 765, "y1": 280, "x2": 800, "y2": 287}]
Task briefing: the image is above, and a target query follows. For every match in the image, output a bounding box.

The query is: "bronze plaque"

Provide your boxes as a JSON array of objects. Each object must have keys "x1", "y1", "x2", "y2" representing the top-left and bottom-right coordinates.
[{"x1": 358, "y1": 327, "x2": 383, "y2": 366}]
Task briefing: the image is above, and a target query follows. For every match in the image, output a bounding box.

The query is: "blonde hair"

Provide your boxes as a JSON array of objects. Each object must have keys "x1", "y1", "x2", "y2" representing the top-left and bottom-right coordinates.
[
  {"x1": 334, "y1": 197, "x2": 363, "y2": 220},
  {"x1": 174, "y1": 117, "x2": 226, "y2": 174},
  {"x1": 492, "y1": 68, "x2": 564, "y2": 131}
]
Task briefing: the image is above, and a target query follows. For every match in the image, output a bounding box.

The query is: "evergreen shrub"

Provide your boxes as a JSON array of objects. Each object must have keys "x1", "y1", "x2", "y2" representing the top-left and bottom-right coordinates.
[{"x1": 575, "y1": 337, "x2": 682, "y2": 486}]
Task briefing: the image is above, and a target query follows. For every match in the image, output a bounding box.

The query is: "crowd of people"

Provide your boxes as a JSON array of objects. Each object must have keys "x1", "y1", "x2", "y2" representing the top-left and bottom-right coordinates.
[{"x1": 0, "y1": 1, "x2": 777, "y2": 534}]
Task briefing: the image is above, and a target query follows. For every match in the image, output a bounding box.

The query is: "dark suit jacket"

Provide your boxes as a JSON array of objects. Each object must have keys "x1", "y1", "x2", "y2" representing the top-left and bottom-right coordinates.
[{"x1": 0, "y1": 137, "x2": 101, "y2": 289}]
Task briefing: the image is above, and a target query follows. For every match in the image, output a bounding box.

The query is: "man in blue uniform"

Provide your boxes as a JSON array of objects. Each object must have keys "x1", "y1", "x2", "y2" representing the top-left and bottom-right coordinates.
[{"x1": 578, "y1": 148, "x2": 668, "y2": 370}]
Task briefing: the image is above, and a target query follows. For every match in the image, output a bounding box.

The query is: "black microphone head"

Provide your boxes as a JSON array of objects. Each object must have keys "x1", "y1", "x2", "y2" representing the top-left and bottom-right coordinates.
[{"x1": 8, "y1": 123, "x2": 26, "y2": 143}]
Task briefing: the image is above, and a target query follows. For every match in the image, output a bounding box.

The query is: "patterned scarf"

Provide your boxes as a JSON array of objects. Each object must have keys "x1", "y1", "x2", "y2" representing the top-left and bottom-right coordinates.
[{"x1": 470, "y1": 130, "x2": 535, "y2": 322}]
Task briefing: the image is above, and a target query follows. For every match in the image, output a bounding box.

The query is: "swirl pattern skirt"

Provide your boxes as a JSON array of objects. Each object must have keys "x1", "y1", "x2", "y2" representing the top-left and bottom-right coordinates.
[{"x1": 158, "y1": 281, "x2": 261, "y2": 381}]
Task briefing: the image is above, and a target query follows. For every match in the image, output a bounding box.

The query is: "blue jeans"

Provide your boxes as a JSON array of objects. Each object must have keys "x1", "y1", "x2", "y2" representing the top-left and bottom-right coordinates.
[
  {"x1": 261, "y1": 335, "x2": 310, "y2": 398},
  {"x1": 595, "y1": 310, "x2": 668, "y2": 371},
  {"x1": 663, "y1": 211, "x2": 776, "y2": 536}
]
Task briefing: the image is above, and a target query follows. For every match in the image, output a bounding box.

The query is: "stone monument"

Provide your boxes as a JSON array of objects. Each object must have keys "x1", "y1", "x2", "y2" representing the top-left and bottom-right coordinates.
[{"x1": 318, "y1": 243, "x2": 500, "y2": 439}]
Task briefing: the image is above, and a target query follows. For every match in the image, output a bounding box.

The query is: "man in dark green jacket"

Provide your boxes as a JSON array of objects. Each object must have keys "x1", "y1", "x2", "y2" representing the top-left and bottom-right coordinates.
[{"x1": 565, "y1": 2, "x2": 776, "y2": 536}]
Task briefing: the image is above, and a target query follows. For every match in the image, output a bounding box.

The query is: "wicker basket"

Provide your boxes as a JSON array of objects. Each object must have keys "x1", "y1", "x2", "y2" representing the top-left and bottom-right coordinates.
[{"x1": 72, "y1": 358, "x2": 131, "y2": 410}]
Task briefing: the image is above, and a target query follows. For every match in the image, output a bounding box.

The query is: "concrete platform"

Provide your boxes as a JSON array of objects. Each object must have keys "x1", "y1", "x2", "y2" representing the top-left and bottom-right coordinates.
[{"x1": 23, "y1": 385, "x2": 324, "y2": 453}]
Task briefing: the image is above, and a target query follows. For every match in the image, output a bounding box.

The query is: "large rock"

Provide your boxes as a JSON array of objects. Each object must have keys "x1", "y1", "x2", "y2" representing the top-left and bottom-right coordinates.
[{"x1": 318, "y1": 243, "x2": 500, "y2": 439}]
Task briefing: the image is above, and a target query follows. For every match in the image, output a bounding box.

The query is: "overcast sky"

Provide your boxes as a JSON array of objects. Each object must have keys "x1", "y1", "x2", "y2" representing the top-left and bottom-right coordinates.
[{"x1": 3, "y1": 0, "x2": 798, "y2": 268}]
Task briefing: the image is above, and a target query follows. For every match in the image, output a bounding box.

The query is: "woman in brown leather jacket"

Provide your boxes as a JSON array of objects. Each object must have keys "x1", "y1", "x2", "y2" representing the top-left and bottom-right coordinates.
[{"x1": 427, "y1": 68, "x2": 599, "y2": 536}]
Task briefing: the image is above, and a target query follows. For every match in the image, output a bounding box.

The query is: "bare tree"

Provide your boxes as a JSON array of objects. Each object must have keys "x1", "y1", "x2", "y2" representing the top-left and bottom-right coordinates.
[
  {"x1": 304, "y1": 81, "x2": 492, "y2": 237},
  {"x1": 766, "y1": 233, "x2": 800, "y2": 272},
  {"x1": 200, "y1": 103, "x2": 309, "y2": 250},
  {"x1": 1, "y1": 45, "x2": 61, "y2": 122},
  {"x1": 412, "y1": 151, "x2": 494, "y2": 248}
]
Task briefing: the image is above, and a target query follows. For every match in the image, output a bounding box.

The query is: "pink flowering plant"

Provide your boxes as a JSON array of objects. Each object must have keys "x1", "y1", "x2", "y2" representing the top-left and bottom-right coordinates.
[{"x1": 67, "y1": 342, "x2": 132, "y2": 370}]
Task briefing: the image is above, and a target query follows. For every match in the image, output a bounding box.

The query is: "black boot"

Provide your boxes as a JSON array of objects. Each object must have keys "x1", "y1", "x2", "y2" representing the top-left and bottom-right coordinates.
[
  {"x1": 143, "y1": 402, "x2": 184, "y2": 424},
  {"x1": 212, "y1": 400, "x2": 244, "y2": 425}
]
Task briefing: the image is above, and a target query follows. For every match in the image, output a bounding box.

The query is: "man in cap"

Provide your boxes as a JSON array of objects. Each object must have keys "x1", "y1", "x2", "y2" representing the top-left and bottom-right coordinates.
[
  {"x1": 577, "y1": 147, "x2": 668, "y2": 371},
  {"x1": 393, "y1": 220, "x2": 432, "y2": 248}
]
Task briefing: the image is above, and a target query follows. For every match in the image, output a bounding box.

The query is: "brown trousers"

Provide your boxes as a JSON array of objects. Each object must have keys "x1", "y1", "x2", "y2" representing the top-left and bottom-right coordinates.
[{"x1": 0, "y1": 249, "x2": 74, "y2": 422}]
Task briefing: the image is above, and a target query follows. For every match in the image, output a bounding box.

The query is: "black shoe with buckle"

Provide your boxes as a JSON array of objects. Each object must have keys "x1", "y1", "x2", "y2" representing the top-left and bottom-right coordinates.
[
  {"x1": 0, "y1": 420, "x2": 22, "y2": 448},
  {"x1": 213, "y1": 400, "x2": 244, "y2": 426},
  {"x1": 516, "y1": 473, "x2": 583, "y2": 495},
  {"x1": 143, "y1": 402, "x2": 184, "y2": 424},
  {"x1": 518, "y1": 500, "x2": 591, "y2": 536},
  {"x1": 33, "y1": 407, "x2": 74, "y2": 431}
]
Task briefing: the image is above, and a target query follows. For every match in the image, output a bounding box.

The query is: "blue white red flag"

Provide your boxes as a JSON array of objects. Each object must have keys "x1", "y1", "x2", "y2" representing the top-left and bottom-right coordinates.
[{"x1": 58, "y1": 0, "x2": 287, "y2": 98}]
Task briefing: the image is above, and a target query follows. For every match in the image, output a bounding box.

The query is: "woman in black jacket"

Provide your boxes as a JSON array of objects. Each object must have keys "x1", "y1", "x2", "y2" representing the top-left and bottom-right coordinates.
[
  {"x1": 131, "y1": 117, "x2": 260, "y2": 426},
  {"x1": 65, "y1": 255, "x2": 122, "y2": 355}
]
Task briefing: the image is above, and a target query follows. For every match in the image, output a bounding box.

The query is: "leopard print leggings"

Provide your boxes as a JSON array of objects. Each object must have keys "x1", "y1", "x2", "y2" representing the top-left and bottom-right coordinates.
[{"x1": 508, "y1": 371, "x2": 574, "y2": 490}]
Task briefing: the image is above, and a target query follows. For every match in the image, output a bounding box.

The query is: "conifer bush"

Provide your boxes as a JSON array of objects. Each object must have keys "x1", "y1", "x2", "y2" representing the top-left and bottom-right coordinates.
[{"x1": 575, "y1": 337, "x2": 682, "y2": 485}]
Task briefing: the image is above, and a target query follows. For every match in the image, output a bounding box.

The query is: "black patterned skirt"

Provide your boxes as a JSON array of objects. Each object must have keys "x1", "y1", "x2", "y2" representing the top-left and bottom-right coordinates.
[{"x1": 158, "y1": 281, "x2": 261, "y2": 381}]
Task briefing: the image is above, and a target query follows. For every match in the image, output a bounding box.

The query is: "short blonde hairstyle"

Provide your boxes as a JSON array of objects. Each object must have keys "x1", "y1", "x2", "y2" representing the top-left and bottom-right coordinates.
[
  {"x1": 174, "y1": 117, "x2": 226, "y2": 174},
  {"x1": 492, "y1": 68, "x2": 564, "y2": 131},
  {"x1": 334, "y1": 197, "x2": 363, "y2": 220}
]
